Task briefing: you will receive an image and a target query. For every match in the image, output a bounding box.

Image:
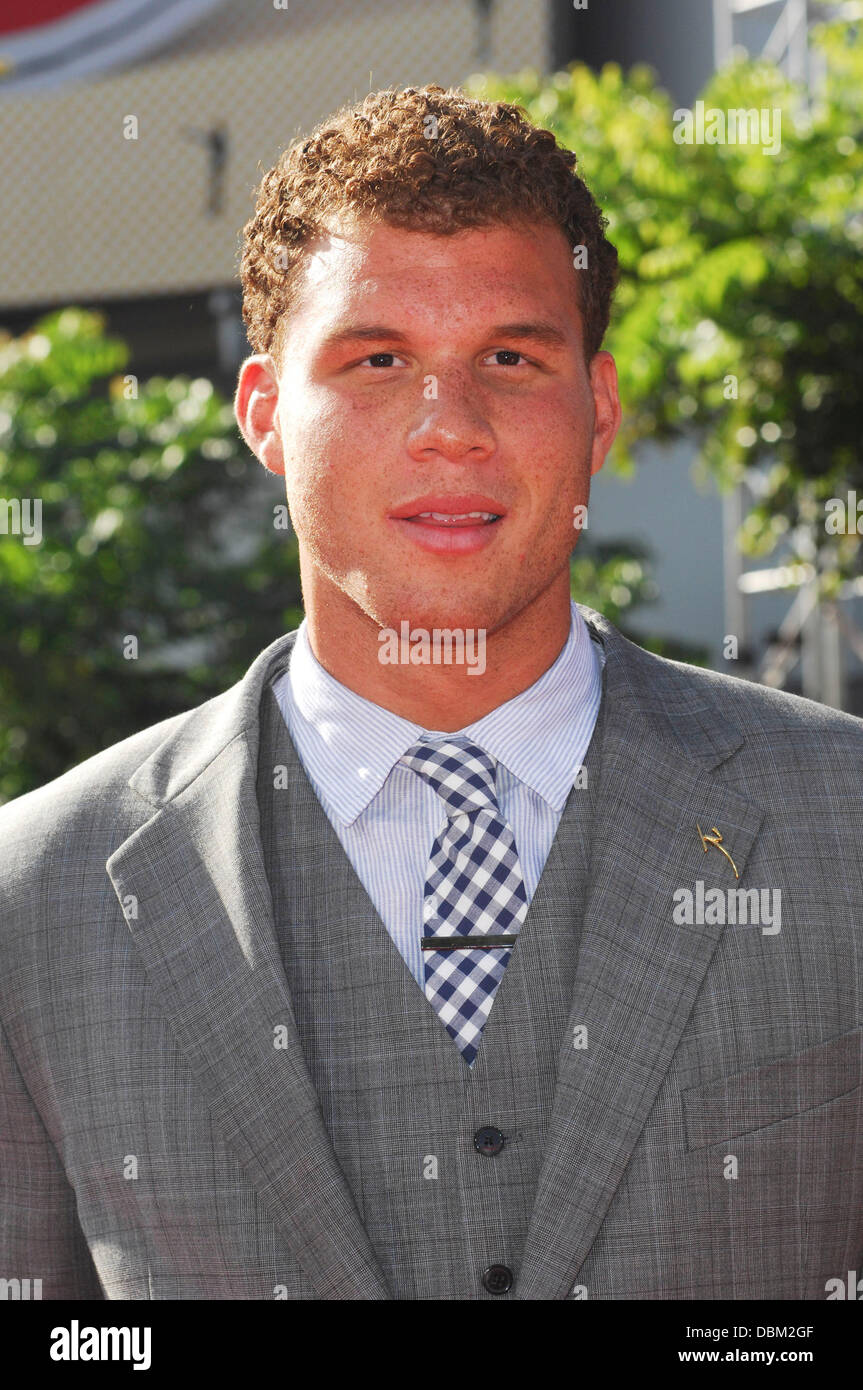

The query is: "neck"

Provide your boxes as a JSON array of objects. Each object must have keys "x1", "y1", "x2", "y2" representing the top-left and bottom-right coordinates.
[{"x1": 301, "y1": 570, "x2": 574, "y2": 731}]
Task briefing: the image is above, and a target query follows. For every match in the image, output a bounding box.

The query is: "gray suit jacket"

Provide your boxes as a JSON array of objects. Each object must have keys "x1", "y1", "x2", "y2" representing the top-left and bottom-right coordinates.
[{"x1": 2, "y1": 607, "x2": 862, "y2": 1300}]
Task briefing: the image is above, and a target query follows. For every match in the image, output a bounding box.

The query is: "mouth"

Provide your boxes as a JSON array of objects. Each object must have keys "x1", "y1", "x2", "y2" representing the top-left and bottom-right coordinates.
[
  {"x1": 389, "y1": 493, "x2": 506, "y2": 521},
  {"x1": 387, "y1": 494, "x2": 506, "y2": 555},
  {"x1": 408, "y1": 510, "x2": 502, "y2": 527},
  {"x1": 386, "y1": 492, "x2": 500, "y2": 550}
]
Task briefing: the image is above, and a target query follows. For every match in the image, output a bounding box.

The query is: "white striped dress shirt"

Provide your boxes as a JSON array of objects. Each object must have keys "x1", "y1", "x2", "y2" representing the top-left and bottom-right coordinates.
[{"x1": 271, "y1": 600, "x2": 604, "y2": 988}]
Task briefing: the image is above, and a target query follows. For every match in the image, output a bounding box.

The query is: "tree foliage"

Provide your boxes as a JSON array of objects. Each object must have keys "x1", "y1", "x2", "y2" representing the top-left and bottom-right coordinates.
[{"x1": 0, "y1": 308, "x2": 302, "y2": 803}]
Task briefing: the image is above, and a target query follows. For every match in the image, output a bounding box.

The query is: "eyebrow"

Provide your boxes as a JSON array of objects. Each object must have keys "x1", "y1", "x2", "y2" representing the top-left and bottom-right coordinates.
[{"x1": 318, "y1": 321, "x2": 570, "y2": 352}]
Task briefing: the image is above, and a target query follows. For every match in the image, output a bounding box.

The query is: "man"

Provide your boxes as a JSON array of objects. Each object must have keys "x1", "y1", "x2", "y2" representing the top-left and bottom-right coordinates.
[{"x1": 1, "y1": 84, "x2": 862, "y2": 1303}]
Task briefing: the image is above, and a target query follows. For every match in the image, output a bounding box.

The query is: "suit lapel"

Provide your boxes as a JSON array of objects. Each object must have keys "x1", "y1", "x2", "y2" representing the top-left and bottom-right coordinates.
[
  {"x1": 516, "y1": 612, "x2": 765, "y2": 1300},
  {"x1": 106, "y1": 631, "x2": 391, "y2": 1300}
]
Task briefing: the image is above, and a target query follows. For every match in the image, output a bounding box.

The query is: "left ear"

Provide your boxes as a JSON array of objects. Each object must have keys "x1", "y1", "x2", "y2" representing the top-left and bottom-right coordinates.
[{"x1": 588, "y1": 350, "x2": 622, "y2": 477}]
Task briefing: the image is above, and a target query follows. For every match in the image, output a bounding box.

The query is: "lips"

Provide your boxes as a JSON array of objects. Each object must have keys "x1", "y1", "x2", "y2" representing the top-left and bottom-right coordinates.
[
  {"x1": 387, "y1": 494, "x2": 506, "y2": 555},
  {"x1": 388, "y1": 493, "x2": 506, "y2": 521}
]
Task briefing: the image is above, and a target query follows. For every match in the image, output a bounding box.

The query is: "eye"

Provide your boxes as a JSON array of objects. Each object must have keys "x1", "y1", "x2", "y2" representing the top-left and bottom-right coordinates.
[
  {"x1": 483, "y1": 349, "x2": 531, "y2": 367},
  {"x1": 358, "y1": 352, "x2": 408, "y2": 368}
]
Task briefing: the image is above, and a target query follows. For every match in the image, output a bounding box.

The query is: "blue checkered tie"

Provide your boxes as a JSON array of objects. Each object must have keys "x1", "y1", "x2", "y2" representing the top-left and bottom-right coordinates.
[{"x1": 400, "y1": 738, "x2": 528, "y2": 1066}]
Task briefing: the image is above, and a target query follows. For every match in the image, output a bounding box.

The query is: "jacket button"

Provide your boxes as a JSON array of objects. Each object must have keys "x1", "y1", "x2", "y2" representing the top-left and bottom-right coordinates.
[
  {"x1": 482, "y1": 1264, "x2": 514, "y2": 1295},
  {"x1": 473, "y1": 1125, "x2": 505, "y2": 1156}
]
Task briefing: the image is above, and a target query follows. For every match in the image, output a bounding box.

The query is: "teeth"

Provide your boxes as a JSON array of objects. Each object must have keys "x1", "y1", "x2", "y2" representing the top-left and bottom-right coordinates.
[{"x1": 415, "y1": 511, "x2": 498, "y2": 522}]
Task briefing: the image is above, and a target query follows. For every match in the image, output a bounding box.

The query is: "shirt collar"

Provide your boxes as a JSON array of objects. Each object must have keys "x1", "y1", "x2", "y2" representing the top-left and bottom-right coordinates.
[
  {"x1": 458, "y1": 603, "x2": 602, "y2": 811},
  {"x1": 273, "y1": 600, "x2": 602, "y2": 827}
]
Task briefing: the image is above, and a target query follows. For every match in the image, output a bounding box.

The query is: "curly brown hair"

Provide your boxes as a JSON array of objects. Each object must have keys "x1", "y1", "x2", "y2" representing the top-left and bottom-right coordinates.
[{"x1": 240, "y1": 83, "x2": 619, "y2": 364}]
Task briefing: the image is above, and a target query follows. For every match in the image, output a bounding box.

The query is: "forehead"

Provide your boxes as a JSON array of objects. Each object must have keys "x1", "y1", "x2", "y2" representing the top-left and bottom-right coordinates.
[{"x1": 282, "y1": 216, "x2": 580, "y2": 343}]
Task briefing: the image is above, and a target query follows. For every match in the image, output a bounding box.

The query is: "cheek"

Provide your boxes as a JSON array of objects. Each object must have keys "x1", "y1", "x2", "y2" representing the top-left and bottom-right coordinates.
[
  {"x1": 513, "y1": 402, "x2": 590, "y2": 500},
  {"x1": 283, "y1": 391, "x2": 382, "y2": 489},
  {"x1": 281, "y1": 401, "x2": 387, "y2": 562},
  {"x1": 510, "y1": 385, "x2": 587, "y2": 452},
  {"x1": 281, "y1": 403, "x2": 352, "y2": 509}
]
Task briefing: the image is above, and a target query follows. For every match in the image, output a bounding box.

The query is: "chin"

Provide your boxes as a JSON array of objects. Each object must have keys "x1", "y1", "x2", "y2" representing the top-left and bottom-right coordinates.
[{"x1": 374, "y1": 595, "x2": 499, "y2": 636}]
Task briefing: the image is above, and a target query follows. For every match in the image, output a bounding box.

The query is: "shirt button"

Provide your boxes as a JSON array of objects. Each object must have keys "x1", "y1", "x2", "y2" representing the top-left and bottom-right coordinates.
[
  {"x1": 482, "y1": 1264, "x2": 514, "y2": 1295},
  {"x1": 473, "y1": 1125, "x2": 506, "y2": 1156}
]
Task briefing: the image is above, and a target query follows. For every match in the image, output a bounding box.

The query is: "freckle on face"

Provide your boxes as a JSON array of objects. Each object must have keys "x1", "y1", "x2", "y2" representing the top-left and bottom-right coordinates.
[{"x1": 276, "y1": 217, "x2": 600, "y2": 635}]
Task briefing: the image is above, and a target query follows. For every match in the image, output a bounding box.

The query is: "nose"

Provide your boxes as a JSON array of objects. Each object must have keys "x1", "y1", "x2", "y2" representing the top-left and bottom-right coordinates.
[{"x1": 406, "y1": 372, "x2": 496, "y2": 466}]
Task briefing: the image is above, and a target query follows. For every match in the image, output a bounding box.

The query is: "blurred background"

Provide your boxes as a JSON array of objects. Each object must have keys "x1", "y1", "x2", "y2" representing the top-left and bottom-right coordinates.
[{"x1": 1, "y1": 0, "x2": 862, "y2": 801}]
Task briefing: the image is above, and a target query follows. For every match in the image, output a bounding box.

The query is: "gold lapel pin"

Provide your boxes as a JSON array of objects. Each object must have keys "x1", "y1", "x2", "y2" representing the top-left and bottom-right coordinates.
[{"x1": 696, "y1": 824, "x2": 739, "y2": 879}]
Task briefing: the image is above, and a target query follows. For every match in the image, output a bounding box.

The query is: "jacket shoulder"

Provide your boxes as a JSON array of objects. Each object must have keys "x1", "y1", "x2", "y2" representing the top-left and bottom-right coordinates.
[
  {"x1": 659, "y1": 651, "x2": 863, "y2": 743},
  {"x1": 0, "y1": 704, "x2": 200, "y2": 890},
  {"x1": 581, "y1": 606, "x2": 863, "y2": 755},
  {"x1": 621, "y1": 632, "x2": 863, "y2": 755},
  {"x1": 0, "y1": 629, "x2": 298, "y2": 903}
]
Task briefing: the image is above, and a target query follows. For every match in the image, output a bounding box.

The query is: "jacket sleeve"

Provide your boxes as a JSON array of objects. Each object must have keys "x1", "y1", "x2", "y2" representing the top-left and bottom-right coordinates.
[{"x1": 0, "y1": 1016, "x2": 104, "y2": 1300}]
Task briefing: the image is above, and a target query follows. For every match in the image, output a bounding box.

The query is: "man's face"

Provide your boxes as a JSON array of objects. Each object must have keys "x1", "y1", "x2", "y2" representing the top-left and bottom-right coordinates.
[{"x1": 238, "y1": 215, "x2": 620, "y2": 637}]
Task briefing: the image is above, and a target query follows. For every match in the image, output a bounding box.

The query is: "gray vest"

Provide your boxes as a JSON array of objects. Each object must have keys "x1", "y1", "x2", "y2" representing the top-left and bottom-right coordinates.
[{"x1": 256, "y1": 665, "x2": 607, "y2": 1299}]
